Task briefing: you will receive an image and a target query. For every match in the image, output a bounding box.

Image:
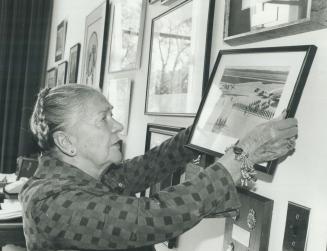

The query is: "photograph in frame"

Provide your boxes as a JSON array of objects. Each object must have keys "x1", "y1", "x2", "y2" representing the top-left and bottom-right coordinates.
[
  {"x1": 46, "y1": 68, "x2": 57, "y2": 88},
  {"x1": 145, "y1": 0, "x2": 215, "y2": 116},
  {"x1": 68, "y1": 43, "x2": 81, "y2": 83},
  {"x1": 142, "y1": 124, "x2": 184, "y2": 248},
  {"x1": 223, "y1": 0, "x2": 327, "y2": 45},
  {"x1": 57, "y1": 61, "x2": 67, "y2": 86},
  {"x1": 55, "y1": 20, "x2": 67, "y2": 62},
  {"x1": 187, "y1": 45, "x2": 317, "y2": 174},
  {"x1": 105, "y1": 78, "x2": 133, "y2": 136},
  {"x1": 107, "y1": 0, "x2": 146, "y2": 72},
  {"x1": 81, "y1": 1, "x2": 109, "y2": 89}
]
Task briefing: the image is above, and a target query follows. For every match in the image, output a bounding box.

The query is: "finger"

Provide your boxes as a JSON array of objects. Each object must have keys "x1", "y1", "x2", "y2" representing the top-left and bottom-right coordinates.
[
  {"x1": 272, "y1": 118, "x2": 298, "y2": 130},
  {"x1": 275, "y1": 127, "x2": 298, "y2": 139}
]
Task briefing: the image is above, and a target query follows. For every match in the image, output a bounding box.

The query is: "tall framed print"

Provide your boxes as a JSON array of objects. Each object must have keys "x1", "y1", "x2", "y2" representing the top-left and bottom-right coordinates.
[
  {"x1": 144, "y1": 124, "x2": 184, "y2": 249},
  {"x1": 145, "y1": 0, "x2": 215, "y2": 116},
  {"x1": 57, "y1": 61, "x2": 67, "y2": 86},
  {"x1": 187, "y1": 45, "x2": 317, "y2": 174},
  {"x1": 55, "y1": 20, "x2": 67, "y2": 62},
  {"x1": 105, "y1": 78, "x2": 133, "y2": 136},
  {"x1": 224, "y1": 0, "x2": 327, "y2": 45},
  {"x1": 107, "y1": 0, "x2": 146, "y2": 72},
  {"x1": 68, "y1": 43, "x2": 81, "y2": 83},
  {"x1": 81, "y1": 0, "x2": 110, "y2": 89},
  {"x1": 46, "y1": 68, "x2": 57, "y2": 88}
]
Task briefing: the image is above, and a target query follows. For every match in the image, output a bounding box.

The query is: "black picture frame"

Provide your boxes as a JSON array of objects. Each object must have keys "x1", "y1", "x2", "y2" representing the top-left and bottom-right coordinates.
[
  {"x1": 187, "y1": 45, "x2": 317, "y2": 174},
  {"x1": 223, "y1": 0, "x2": 327, "y2": 45},
  {"x1": 145, "y1": 0, "x2": 215, "y2": 116},
  {"x1": 143, "y1": 123, "x2": 184, "y2": 249},
  {"x1": 46, "y1": 67, "x2": 57, "y2": 88},
  {"x1": 57, "y1": 61, "x2": 68, "y2": 86},
  {"x1": 55, "y1": 20, "x2": 67, "y2": 62},
  {"x1": 68, "y1": 43, "x2": 81, "y2": 83},
  {"x1": 81, "y1": 0, "x2": 110, "y2": 89}
]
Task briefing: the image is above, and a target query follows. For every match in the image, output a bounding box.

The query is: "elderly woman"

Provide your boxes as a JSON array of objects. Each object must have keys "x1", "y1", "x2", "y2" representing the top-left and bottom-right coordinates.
[{"x1": 19, "y1": 84, "x2": 297, "y2": 251}]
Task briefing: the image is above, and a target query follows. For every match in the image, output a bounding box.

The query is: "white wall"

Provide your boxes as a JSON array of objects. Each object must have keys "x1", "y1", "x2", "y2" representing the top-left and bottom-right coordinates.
[{"x1": 42, "y1": 0, "x2": 327, "y2": 251}]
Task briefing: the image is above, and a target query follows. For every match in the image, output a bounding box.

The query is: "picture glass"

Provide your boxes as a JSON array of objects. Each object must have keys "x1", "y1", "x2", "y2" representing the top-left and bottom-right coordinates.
[
  {"x1": 55, "y1": 20, "x2": 67, "y2": 61},
  {"x1": 108, "y1": 0, "x2": 145, "y2": 72},
  {"x1": 227, "y1": 0, "x2": 308, "y2": 37},
  {"x1": 146, "y1": 0, "x2": 212, "y2": 115},
  {"x1": 189, "y1": 47, "x2": 315, "y2": 173},
  {"x1": 107, "y1": 78, "x2": 132, "y2": 136},
  {"x1": 46, "y1": 68, "x2": 57, "y2": 88},
  {"x1": 69, "y1": 44, "x2": 80, "y2": 83},
  {"x1": 57, "y1": 62, "x2": 67, "y2": 86}
]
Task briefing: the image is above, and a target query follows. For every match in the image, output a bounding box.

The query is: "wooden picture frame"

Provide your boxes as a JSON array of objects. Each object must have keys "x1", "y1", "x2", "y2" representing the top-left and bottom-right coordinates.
[
  {"x1": 145, "y1": 0, "x2": 215, "y2": 116},
  {"x1": 68, "y1": 43, "x2": 81, "y2": 83},
  {"x1": 46, "y1": 67, "x2": 57, "y2": 88},
  {"x1": 107, "y1": 0, "x2": 147, "y2": 73},
  {"x1": 143, "y1": 124, "x2": 185, "y2": 249},
  {"x1": 81, "y1": 0, "x2": 110, "y2": 89},
  {"x1": 223, "y1": 188, "x2": 273, "y2": 251},
  {"x1": 223, "y1": 0, "x2": 327, "y2": 45},
  {"x1": 187, "y1": 45, "x2": 317, "y2": 174},
  {"x1": 57, "y1": 61, "x2": 67, "y2": 86},
  {"x1": 55, "y1": 20, "x2": 67, "y2": 62}
]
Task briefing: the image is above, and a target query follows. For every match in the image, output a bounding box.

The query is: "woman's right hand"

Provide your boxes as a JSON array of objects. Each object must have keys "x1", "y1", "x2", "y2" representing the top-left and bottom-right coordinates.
[{"x1": 237, "y1": 111, "x2": 298, "y2": 164}]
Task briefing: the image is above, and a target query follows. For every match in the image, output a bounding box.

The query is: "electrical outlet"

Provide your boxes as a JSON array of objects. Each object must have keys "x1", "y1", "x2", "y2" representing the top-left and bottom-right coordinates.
[{"x1": 282, "y1": 202, "x2": 310, "y2": 251}]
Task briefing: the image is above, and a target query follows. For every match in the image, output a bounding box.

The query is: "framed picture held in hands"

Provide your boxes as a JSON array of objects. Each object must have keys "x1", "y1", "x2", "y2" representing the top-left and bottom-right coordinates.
[{"x1": 186, "y1": 45, "x2": 317, "y2": 174}]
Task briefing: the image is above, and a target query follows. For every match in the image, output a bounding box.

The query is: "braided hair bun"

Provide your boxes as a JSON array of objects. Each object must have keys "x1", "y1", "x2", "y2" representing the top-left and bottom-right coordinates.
[{"x1": 30, "y1": 88, "x2": 52, "y2": 150}]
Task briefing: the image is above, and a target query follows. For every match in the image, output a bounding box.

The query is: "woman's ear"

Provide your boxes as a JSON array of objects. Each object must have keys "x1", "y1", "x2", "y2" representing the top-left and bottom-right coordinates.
[{"x1": 52, "y1": 131, "x2": 77, "y2": 157}]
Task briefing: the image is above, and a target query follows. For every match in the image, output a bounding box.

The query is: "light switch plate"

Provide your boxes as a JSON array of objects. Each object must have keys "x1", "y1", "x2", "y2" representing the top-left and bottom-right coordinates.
[{"x1": 282, "y1": 202, "x2": 310, "y2": 251}]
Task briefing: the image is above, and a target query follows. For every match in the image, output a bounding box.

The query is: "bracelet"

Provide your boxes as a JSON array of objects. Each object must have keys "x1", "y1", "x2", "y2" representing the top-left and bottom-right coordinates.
[{"x1": 225, "y1": 142, "x2": 257, "y2": 187}]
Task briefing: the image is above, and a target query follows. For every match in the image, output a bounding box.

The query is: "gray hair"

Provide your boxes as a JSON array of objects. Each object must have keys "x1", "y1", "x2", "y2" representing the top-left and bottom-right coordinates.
[{"x1": 30, "y1": 84, "x2": 101, "y2": 150}]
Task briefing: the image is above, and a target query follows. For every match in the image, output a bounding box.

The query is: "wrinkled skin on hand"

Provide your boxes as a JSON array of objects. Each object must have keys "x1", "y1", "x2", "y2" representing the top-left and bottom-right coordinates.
[{"x1": 238, "y1": 112, "x2": 298, "y2": 164}]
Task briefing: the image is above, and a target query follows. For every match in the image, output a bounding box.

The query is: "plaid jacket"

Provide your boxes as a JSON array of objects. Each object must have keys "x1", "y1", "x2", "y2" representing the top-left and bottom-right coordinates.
[{"x1": 19, "y1": 128, "x2": 240, "y2": 251}]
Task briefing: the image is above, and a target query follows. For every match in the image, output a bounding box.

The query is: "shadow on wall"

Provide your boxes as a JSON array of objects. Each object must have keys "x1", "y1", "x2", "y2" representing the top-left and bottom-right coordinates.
[{"x1": 176, "y1": 218, "x2": 226, "y2": 251}]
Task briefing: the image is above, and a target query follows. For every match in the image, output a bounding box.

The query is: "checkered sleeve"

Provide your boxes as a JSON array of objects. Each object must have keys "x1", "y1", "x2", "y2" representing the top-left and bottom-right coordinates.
[
  {"x1": 102, "y1": 127, "x2": 197, "y2": 194},
  {"x1": 31, "y1": 162, "x2": 240, "y2": 250}
]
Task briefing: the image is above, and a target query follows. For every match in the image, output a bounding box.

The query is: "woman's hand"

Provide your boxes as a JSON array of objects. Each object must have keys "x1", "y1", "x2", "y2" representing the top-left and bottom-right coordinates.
[{"x1": 238, "y1": 111, "x2": 298, "y2": 164}]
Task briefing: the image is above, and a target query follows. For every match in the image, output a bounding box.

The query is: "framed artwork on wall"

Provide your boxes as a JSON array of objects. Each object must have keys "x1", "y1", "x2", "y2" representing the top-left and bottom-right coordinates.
[
  {"x1": 55, "y1": 20, "x2": 67, "y2": 62},
  {"x1": 187, "y1": 45, "x2": 317, "y2": 174},
  {"x1": 223, "y1": 188, "x2": 273, "y2": 251},
  {"x1": 57, "y1": 61, "x2": 67, "y2": 86},
  {"x1": 81, "y1": 0, "x2": 110, "y2": 89},
  {"x1": 145, "y1": 0, "x2": 215, "y2": 116},
  {"x1": 107, "y1": 0, "x2": 147, "y2": 72},
  {"x1": 46, "y1": 68, "x2": 57, "y2": 88},
  {"x1": 144, "y1": 123, "x2": 184, "y2": 249},
  {"x1": 68, "y1": 43, "x2": 81, "y2": 83},
  {"x1": 224, "y1": 0, "x2": 327, "y2": 45},
  {"x1": 105, "y1": 78, "x2": 133, "y2": 136}
]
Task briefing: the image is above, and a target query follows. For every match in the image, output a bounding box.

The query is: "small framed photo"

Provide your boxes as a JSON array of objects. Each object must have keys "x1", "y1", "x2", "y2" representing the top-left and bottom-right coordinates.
[
  {"x1": 107, "y1": 0, "x2": 146, "y2": 72},
  {"x1": 57, "y1": 61, "x2": 68, "y2": 86},
  {"x1": 187, "y1": 45, "x2": 317, "y2": 174},
  {"x1": 145, "y1": 0, "x2": 215, "y2": 116},
  {"x1": 104, "y1": 78, "x2": 133, "y2": 135},
  {"x1": 68, "y1": 43, "x2": 81, "y2": 83},
  {"x1": 144, "y1": 123, "x2": 184, "y2": 248},
  {"x1": 81, "y1": 1, "x2": 109, "y2": 89},
  {"x1": 55, "y1": 20, "x2": 67, "y2": 62},
  {"x1": 223, "y1": 0, "x2": 327, "y2": 45},
  {"x1": 46, "y1": 68, "x2": 57, "y2": 88}
]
